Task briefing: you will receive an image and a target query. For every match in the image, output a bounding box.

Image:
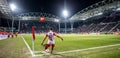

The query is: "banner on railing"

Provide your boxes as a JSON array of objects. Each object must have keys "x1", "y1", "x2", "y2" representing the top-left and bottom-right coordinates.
[{"x1": 0, "y1": 35, "x2": 8, "y2": 40}]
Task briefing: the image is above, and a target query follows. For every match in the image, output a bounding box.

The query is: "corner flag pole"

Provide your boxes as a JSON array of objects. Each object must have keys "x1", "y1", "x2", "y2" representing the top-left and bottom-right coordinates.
[{"x1": 32, "y1": 26, "x2": 35, "y2": 56}]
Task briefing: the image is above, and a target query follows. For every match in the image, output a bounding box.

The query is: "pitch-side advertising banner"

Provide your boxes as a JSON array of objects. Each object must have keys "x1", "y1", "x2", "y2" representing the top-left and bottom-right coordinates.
[{"x1": 0, "y1": 35, "x2": 8, "y2": 40}]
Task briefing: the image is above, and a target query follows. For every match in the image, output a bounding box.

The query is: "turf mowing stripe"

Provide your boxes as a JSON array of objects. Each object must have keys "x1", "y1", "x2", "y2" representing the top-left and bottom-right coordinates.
[
  {"x1": 57, "y1": 44, "x2": 120, "y2": 54},
  {"x1": 21, "y1": 35, "x2": 35, "y2": 57}
]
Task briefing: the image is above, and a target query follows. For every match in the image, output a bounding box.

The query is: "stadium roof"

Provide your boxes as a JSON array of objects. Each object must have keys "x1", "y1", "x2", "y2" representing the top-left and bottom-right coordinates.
[
  {"x1": 0, "y1": 0, "x2": 12, "y2": 19},
  {"x1": 15, "y1": 12, "x2": 61, "y2": 22},
  {"x1": 7, "y1": 0, "x2": 102, "y2": 18},
  {"x1": 1, "y1": 0, "x2": 119, "y2": 22},
  {"x1": 69, "y1": 0, "x2": 120, "y2": 21}
]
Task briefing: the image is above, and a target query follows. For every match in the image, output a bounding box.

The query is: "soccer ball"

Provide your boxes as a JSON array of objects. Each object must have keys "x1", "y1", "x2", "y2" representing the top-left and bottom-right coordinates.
[{"x1": 45, "y1": 49, "x2": 49, "y2": 53}]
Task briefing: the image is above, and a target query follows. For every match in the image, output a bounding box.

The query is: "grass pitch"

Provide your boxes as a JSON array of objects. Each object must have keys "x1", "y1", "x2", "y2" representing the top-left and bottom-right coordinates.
[
  {"x1": 22, "y1": 34, "x2": 120, "y2": 58},
  {"x1": 0, "y1": 34, "x2": 120, "y2": 58},
  {"x1": 0, "y1": 36, "x2": 30, "y2": 58}
]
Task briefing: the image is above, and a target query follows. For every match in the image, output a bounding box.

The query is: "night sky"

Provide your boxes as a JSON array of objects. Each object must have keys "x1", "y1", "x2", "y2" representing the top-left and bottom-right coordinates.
[{"x1": 7, "y1": 0, "x2": 102, "y2": 18}]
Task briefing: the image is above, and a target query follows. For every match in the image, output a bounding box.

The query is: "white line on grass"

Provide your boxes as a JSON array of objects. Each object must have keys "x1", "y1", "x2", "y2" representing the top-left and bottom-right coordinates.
[
  {"x1": 21, "y1": 35, "x2": 35, "y2": 57},
  {"x1": 57, "y1": 44, "x2": 120, "y2": 54},
  {"x1": 33, "y1": 44, "x2": 120, "y2": 57}
]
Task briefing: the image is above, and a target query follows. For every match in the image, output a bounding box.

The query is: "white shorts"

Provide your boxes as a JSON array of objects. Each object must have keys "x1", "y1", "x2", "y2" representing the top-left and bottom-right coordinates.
[{"x1": 47, "y1": 40, "x2": 55, "y2": 44}]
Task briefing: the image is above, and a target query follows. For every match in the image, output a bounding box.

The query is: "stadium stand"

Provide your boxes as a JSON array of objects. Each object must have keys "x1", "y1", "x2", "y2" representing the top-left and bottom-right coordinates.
[
  {"x1": 70, "y1": 0, "x2": 120, "y2": 33},
  {"x1": 0, "y1": 0, "x2": 120, "y2": 34}
]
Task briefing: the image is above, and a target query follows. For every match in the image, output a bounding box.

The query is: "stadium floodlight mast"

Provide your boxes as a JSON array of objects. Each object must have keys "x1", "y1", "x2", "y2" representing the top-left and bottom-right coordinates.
[
  {"x1": 10, "y1": 3, "x2": 17, "y2": 33},
  {"x1": 63, "y1": 9, "x2": 68, "y2": 33}
]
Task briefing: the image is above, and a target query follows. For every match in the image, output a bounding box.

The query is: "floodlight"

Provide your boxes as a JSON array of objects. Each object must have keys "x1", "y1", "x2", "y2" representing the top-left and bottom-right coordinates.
[
  {"x1": 55, "y1": 19, "x2": 59, "y2": 22},
  {"x1": 116, "y1": 8, "x2": 120, "y2": 11},
  {"x1": 63, "y1": 9, "x2": 68, "y2": 18},
  {"x1": 82, "y1": 18, "x2": 86, "y2": 20},
  {"x1": 10, "y1": 4, "x2": 16, "y2": 11},
  {"x1": 97, "y1": 12, "x2": 103, "y2": 15}
]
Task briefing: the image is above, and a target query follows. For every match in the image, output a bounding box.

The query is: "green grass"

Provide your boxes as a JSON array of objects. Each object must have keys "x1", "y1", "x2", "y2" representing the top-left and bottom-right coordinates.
[
  {"x1": 0, "y1": 34, "x2": 120, "y2": 58},
  {"x1": 59, "y1": 46, "x2": 120, "y2": 58},
  {"x1": 22, "y1": 34, "x2": 120, "y2": 58},
  {"x1": 22, "y1": 34, "x2": 120, "y2": 52},
  {"x1": 0, "y1": 36, "x2": 29, "y2": 58}
]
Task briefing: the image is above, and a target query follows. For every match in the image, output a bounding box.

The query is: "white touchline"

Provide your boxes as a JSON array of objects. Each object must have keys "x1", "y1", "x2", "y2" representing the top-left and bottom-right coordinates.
[
  {"x1": 33, "y1": 44, "x2": 120, "y2": 57},
  {"x1": 21, "y1": 35, "x2": 35, "y2": 57},
  {"x1": 57, "y1": 44, "x2": 120, "y2": 54}
]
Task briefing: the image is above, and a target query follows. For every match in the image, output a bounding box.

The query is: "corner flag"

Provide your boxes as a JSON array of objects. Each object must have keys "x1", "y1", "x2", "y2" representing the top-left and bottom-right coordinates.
[{"x1": 32, "y1": 26, "x2": 35, "y2": 40}]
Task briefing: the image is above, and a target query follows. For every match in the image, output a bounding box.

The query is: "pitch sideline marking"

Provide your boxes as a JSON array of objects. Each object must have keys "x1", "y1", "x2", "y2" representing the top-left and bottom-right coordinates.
[
  {"x1": 33, "y1": 44, "x2": 120, "y2": 57},
  {"x1": 21, "y1": 35, "x2": 35, "y2": 57},
  {"x1": 57, "y1": 44, "x2": 120, "y2": 54}
]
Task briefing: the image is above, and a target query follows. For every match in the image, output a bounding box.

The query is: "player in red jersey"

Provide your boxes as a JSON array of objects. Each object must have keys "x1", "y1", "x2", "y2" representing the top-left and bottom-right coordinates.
[{"x1": 41, "y1": 28, "x2": 63, "y2": 54}]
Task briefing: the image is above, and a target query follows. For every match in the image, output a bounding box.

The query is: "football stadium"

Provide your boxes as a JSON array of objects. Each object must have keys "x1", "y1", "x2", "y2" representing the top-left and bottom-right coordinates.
[{"x1": 0, "y1": 0, "x2": 120, "y2": 58}]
